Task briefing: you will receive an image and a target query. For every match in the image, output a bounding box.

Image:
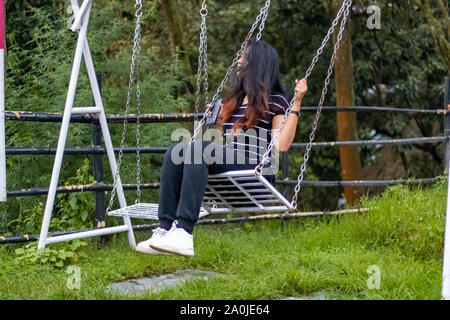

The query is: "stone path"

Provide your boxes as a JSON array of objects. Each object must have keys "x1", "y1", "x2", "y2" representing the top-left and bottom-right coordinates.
[
  {"x1": 106, "y1": 269, "x2": 222, "y2": 296},
  {"x1": 107, "y1": 269, "x2": 328, "y2": 300}
]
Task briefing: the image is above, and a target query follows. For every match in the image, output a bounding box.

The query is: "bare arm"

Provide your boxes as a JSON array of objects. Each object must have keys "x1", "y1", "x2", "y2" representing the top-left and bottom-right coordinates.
[
  {"x1": 214, "y1": 103, "x2": 225, "y2": 134},
  {"x1": 272, "y1": 79, "x2": 308, "y2": 152}
]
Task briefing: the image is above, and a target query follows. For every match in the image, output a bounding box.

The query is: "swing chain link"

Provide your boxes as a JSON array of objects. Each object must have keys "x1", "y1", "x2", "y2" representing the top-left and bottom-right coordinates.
[
  {"x1": 304, "y1": 0, "x2": 349, "y2": 79},
  {"x1": 256, "y1": 0, "x2": 271, "y2": 41},
  {"x1": 135, "y1": 10, "x2": 143, "y2": 204},
  {"x1": 194, "y1": 0, "x2": 209, "y2": 123},
  {"x1": 291, "y1": 0, "x2": 352, "y2": 209},
  {"x1": 190, "y1": 0, "x2": 272, "y2": 143},
  {"x1": 202, "y1": 6, "x2": 209, "y2": 112},
  {"x1": 107, "y1": 0, "x2": 143, "y2": 213}
]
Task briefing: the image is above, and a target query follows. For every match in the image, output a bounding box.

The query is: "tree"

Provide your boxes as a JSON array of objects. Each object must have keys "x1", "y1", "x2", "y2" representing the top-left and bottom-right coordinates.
[
  {"x1": 331, "y1": 0, "x2": 364, "y2": 205},
  {"x1": 159, "y1": 0, "x2": 194, "y2": 93},
  {"x1": 412, "y1": 0, "x2": 450, "y2": 71}
]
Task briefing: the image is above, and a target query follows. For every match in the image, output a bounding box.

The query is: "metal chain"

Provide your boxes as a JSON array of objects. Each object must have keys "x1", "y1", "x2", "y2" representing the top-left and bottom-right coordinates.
[
  {"x1": 135, "y1": 12, "x2": 143, "y2": 204},
  {"x1": 256, "y1": 0, "x2": 271, "y2": 40},
  {"x1": 304, "y1": 0, "x2": 349, "y2": 79},
  {"x1": 194, "y1": 1, "x2": 209, "y2": 128},
  {"x1": 290, "y1": 0, "x2": 352, "y2": 209},
  {"x1": 190, "y1": 0, "x2": 272, "y2": 143},
  {"x1": 255, "y1": 0, "x2": 352, "y2": 177},
  {"x1": 107, "y1": 0, "x2": 143, "y2": 212},
  {"x1": 202, "y1": 12, "x2": 209, "y2": 112}
]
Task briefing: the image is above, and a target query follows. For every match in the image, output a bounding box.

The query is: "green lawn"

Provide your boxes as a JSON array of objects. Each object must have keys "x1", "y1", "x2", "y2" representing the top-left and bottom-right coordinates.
[{"x1": 0, "y1": 180, "x2": 447, "y2": 300}]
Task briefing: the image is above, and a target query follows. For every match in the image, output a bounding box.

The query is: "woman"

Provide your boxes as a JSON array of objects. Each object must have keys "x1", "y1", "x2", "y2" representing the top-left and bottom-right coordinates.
[{"x1": 136, "y1": 40, "x2": 308, "y2": 257}]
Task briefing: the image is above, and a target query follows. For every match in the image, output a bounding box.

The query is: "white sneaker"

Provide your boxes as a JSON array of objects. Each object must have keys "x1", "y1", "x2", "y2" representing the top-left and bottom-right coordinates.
[
  {"x1": 150, "y1": 221, "x2": 194, "y2": 257},
  {"x1": 136, "y1": 227, "x2": 171, "y2": 255}
]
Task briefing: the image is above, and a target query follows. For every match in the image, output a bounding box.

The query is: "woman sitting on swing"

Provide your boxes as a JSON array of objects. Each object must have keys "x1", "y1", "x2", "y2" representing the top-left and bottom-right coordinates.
[{"x1": 137, "y1": 39, "x2": 308, "y2": 256}]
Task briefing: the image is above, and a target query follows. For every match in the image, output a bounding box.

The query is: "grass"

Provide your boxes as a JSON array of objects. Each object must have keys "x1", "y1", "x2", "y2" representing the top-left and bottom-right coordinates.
[{"x1": 0, "y1": 179, "x2": 447, "y2": 300}]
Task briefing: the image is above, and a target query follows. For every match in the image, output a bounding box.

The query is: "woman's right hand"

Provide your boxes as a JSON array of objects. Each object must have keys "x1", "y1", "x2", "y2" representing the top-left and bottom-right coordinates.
[{"x1": 294, "y1": 78, "x2": 308, "y2": 101}]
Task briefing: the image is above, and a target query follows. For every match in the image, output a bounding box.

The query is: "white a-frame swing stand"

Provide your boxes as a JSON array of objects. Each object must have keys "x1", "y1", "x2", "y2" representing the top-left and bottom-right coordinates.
[{"x1": 37, "y1": 0, "x2": 136, "y2": 249}]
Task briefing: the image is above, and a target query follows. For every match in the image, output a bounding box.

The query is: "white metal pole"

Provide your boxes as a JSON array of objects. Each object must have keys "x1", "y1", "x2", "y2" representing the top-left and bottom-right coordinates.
[
  {"x1": 442, "y1": 157, "x2": 450, "y2": 299},
  {"x1": 38, "y1": 2, "x2": 92, "y2": 249},
  {"x1": 0, "y1": 0, "x2": 7, "y2": 202},
  {"x1": 45, "y1": 225, "x2": 129, "y2": 245},
  {"x1": 70, "y1": 0, "x2": 91, "y2": 32},
  {"x1": 443, "y1": 79, "x2": 450, "y2": 299}
]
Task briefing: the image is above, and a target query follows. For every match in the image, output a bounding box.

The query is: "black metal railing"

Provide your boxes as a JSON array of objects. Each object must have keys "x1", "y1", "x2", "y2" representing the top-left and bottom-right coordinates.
[{"x1": 1, "y1": 76, "x2": 449, "y2": 244}]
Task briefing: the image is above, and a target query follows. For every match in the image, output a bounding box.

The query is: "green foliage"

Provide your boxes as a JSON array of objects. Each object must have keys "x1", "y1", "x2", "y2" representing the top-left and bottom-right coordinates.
[
  {"x1": 4, "y1": 199, "x2": 47, "y2": 235},
  {"x1": 5, "y1": 159, "x2": 95, "y2": 234},
  {"x1": 52, "y1": 158, "x2": 95, "y2": 231},
  {"x1": 14, "y1": 239, "x2": 88, "y2": 269},
  {"x1": 352, "y1": 178, "x2": 447, "y2": 260}
]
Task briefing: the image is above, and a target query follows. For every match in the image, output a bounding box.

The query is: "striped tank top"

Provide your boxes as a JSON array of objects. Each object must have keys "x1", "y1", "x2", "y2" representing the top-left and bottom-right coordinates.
[{"x1": 222, "y1": 93, "x2": 290, "y2": 171}]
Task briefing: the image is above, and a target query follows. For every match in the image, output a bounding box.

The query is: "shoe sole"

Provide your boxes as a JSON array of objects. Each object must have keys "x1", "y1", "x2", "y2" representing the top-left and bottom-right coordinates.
[
  {"x1": 149, "y1": 244, "x2": 194, "y2": 257},
  {"x1": 136, "y1": 246, "x2": 171, "y2": 255}
]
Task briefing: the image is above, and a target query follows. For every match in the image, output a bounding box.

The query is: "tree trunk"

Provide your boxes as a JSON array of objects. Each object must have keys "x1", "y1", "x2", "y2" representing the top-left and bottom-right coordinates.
[
  {"x1": 160, "y1": 0, "x2": 183, "y2": 49},
  {"x1": 412, "y1": 0, "x2": 450, "y2": 71},
  {"x1": 159, "y1": 0, "x2": 193, "y2": 75},
  {"x1": 159, "y1": 0, "x2": 195, "y2": 128},
  {"x1": 332, "y1": 0, "x2": 364, "y2": 205}
]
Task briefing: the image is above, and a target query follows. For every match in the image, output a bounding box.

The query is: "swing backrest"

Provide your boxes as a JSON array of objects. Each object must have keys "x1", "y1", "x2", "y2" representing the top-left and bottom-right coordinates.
[{"x1": 202, "y1": 170, "x2": 292, "y2": 214}]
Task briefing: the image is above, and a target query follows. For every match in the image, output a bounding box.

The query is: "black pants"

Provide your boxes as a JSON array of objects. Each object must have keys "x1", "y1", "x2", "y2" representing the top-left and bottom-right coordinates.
[{"x1": 158, "y1": 141, "x2": 259, "y2": 233}]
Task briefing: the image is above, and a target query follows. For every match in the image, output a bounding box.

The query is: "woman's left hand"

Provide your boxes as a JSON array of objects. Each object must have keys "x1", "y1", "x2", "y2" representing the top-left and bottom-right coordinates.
[{"x1": 294, "y1": 78, "x2": 308, "y2": 101}]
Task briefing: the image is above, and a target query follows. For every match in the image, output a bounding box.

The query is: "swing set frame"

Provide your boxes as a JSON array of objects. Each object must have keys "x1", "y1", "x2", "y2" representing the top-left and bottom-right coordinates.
[{"x1": 36, "y1": 0, "x2": 136, "y2": 249}]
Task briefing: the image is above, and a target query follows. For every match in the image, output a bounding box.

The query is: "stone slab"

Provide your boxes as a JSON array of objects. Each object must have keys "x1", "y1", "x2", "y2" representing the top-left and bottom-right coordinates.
[{"x1": 106, "y1": 269, "x2": 222, "y2": 296}]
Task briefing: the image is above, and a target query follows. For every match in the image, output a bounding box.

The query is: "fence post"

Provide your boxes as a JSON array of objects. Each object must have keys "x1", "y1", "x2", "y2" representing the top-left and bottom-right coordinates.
[
  {"x1": 92, "y1": 73, "x2": 106, "y2": 237},
  {"x1": 445, "y1": 77, "x2": 450, "y2": 175}
]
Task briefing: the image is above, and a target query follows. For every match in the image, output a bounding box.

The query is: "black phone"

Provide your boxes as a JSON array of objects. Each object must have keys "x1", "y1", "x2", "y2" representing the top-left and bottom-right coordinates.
[{"x1": 205, "y1": 98, "x2": 222, "y2": 126}]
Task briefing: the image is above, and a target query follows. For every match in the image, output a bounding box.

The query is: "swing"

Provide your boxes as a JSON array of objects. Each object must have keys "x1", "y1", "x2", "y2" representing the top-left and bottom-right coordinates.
[{"x1": 107, "y1": 0, "x2": 353, "y2": 219}]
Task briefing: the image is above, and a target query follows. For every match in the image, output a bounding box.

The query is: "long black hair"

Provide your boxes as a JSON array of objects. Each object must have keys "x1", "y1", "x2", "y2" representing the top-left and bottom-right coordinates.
[{"x1": 219, "y1": 39, "x2": 285, "y2": 130}]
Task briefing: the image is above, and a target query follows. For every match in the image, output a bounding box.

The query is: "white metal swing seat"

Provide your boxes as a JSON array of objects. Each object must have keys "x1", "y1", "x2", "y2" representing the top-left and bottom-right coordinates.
[
  {"x1": 107, "y1": 169, "x2": 293, "y2": 219},
  {"x1": 108, "y1": 203, "x2": 210, "y2": 220},
  {"x1": 202, "y1": 170, "x2": 293, "y2": 214}
]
